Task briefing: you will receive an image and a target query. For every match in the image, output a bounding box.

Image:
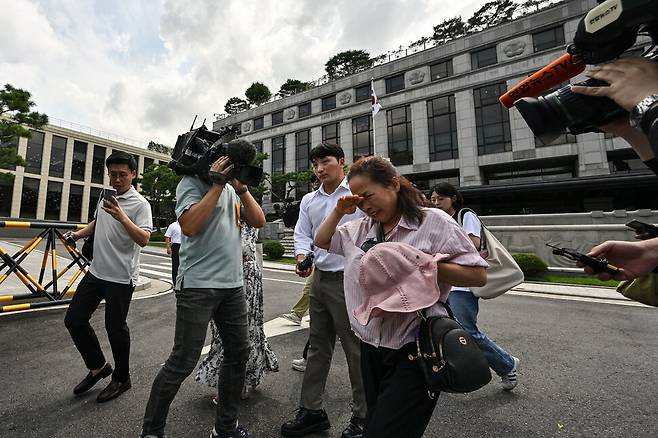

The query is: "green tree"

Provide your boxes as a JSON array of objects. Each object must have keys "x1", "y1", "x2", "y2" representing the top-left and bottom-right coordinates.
[
  {"x1": 325, "y1": 50, "x2": 374, "y2": 80},
  {"x1": 270, "y1": 169, "x2": 313, "y2": 202},
  {"x1": 432, "y1": 17, "x2": 469, "y2": 44},
  {"x1": 224, "y1": 97, "x2": 250, "y2": 115},
  {"x1": 138, "y1": 164, "x2": 182, "y2": 231},
  {"x1": 147, "y1": 140, "x2": 172, "y2": 155},
  {"x1": 250, "y1": 152, "x2": 270, "y2": 202},
  {"x1": 245, "y1": 82, "x2": 272, "y2": 107},
  {"x1": 467, "y1": 0, "x2": 516, "y2": 32},
  {"x1": 0, "y1": 84, "x2": 48, "y2": 177},
  {"x1": 277, "y1": 79, "x2": 313, "y2": 98}
]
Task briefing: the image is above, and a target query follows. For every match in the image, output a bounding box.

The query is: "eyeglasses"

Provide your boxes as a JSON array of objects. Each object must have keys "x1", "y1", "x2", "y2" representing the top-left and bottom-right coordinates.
[{"x1": 108, "y1": 172, "x2": 131, "y2": 180}]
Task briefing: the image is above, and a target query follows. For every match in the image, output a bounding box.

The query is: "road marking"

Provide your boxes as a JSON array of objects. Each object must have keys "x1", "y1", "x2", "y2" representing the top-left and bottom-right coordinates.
[{"x1": 506, "y1": 290, "x2": 649, "y2": 307}]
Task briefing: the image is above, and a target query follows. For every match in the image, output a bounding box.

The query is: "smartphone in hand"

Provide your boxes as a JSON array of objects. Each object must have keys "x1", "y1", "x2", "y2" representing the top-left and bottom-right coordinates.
[
  {"x1": 625, "y1": 220, "x2": 658, "y2": 239},
  {"x1": 102, "y1": 188, "x2": 117, "y2": 204}
]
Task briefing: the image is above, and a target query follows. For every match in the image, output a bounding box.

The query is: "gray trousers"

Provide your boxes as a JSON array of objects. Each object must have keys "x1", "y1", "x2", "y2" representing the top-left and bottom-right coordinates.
[
  {"x1": 142, "y1": 287, "x2": 249, "y2": 436},
  {"x1": 300, "y1": 270, "x2": 367, "y2": 418}
]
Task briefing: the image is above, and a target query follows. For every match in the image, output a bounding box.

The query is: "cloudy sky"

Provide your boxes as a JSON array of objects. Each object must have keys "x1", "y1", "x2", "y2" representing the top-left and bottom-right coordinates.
[{"x1": 1, "y1": 0, "x2": 494, "y2": 147}]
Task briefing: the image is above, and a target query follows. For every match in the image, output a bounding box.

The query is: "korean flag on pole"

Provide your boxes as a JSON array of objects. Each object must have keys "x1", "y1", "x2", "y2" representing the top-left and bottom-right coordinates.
[{"x1": 371, "y1": 80, "x2": 382, "y2": 116}]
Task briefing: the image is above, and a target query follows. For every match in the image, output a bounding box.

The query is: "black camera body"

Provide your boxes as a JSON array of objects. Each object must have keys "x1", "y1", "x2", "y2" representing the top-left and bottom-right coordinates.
[
  {"x1": 516, "y1": 0, "x2": 658, "y2": 144},
  {"x1": 169, "y1": 124, "x2": 263, "y2": 187},
  {"x1": 297, "y1": 253, "x2": 315, "y2": 272}
]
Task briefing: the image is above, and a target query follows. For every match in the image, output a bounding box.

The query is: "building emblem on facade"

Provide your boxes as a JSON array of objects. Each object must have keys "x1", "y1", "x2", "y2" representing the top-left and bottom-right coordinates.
[
  {"x1": 285, "y1": 108, "x2": 296, "y2": 120},
  {"x1": 503, "y1": 40, "x2": 526, "y2": 58},
  {"x1": 242, "y1": 121, "x2": 252, "y2": 133},
  {"x1": 408, "y1": 70, "x2": 426, "y2": 85},
  {"x1": 338, "y1": 92, "x2": 352, "y2": 105}
]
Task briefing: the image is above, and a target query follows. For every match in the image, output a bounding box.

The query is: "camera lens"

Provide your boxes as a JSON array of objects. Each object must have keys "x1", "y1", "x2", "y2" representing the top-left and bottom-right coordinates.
[{"x1": 515, "y1": 79, "x2": 627, "y2": 145}]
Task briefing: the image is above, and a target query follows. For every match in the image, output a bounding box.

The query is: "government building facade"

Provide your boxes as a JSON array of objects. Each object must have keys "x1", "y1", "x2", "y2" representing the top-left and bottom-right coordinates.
[
  {"x1": 213, "y1": 0, "x2": 656, "y2": 215},
  {"x1": 0, "y1": 120, "x2": 169, "y2": 223}
]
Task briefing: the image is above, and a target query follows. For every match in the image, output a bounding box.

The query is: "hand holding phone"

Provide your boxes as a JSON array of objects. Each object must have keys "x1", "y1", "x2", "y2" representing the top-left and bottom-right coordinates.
[
  {"x1": 102, "y1": 188, "x2": 117, "y2": 204},
  {"x1": 546, "y1": 243, "x2": 621, "y2": 276}
]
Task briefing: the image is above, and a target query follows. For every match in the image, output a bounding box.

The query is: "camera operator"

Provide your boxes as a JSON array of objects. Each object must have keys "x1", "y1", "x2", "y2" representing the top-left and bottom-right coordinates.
[
  {"x1": 141, "y1": 144, "x2": 265, "y2": 438},
  {"x1": 572, "y1": 57, "x2": 658, "y2": 174},
  {"x1": 64, "y1": 151, "x2": 153, "y2": 403}
]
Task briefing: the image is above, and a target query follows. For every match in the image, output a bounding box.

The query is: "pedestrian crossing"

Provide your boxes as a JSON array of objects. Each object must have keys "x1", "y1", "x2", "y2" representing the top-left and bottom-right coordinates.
[{"x1": 139, "y1": 262, "x2": 174, "y2": 282}]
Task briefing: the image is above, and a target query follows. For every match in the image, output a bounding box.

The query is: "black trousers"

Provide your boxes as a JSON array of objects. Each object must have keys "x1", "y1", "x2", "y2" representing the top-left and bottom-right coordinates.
[
  {"x1": 171, "y1": 243, "x2": 180, "y2": 286},
  {"x1": 360, "y1": 341, "x2": 439, "y2": 438},
  {"x1": 64, "y1": 273, "x2": 135, "y2": 382}
]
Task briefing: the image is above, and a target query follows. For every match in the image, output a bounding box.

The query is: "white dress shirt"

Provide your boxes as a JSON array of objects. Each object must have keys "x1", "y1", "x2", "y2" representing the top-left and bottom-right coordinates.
[{"x1": 294, "y1": 177, "x2": 363, "y2": 272}]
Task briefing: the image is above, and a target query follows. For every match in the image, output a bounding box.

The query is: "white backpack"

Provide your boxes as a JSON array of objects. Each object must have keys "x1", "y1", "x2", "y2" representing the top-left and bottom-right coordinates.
[{"x1": 458, "y1": 208, "x2": 524, "y2": 299}]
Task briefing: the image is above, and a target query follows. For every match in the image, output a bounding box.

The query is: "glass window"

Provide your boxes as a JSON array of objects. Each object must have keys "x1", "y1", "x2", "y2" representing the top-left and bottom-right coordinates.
[
  {"x1": 295, "y1": 130, "x2": 311, "y2": 171},
  {"x1": 385, "y1": 74, "x2": 405, "y2": 93},
  {"x1": 49, "y1": 135, "x2": 67, "y2": 178},
  {"x1": 298, "y1": 102, "x2": 311, "y2": 118},
  {"x1": 67, "y1": 184, "x2": 84, "y2": 222},
  {"x1": 253, "y1": 140, "x2": 263, "y2": 154},
  {"x1": 91, "y1": 146, "x2": 106, "y2": 184},
  {"x1": 272, "y1": 111, "x2": 284, "y2": 126},
  {"x1": 0, "y1": 178, "x2": 13, "y2": 217},
  {"x1": 322, "y1": 123, "x2": 340, "y2": 145},
  {"x1": 20, "y1": 177, "x2": 40, "y2": 219},
  {"x1": 474, "y1": 83, "x2": 512, "y2": 155},
  {"x1": 387, "y1": 106, "x2": 413, "y2": 166},
  {"x1": 0, "y1": 136, "x2": 18, "y2": 171},
  {"x1": 25, "y1": 130, "x2": 44, "y2": 174},
  {"x1": 45, "y1": 181, "x2": 63, "y2": 220},
  {"x1": 71, "y1": 141, "x2": 87, "y2": 181},
  {"x1": 253, "y1": 117, "x2": 264, "y2": 131},
  {"x1": 271, "y1": 136, "x2": 286, "y2": 201},
  {"x1": 427, "y1": 95, "x2": 458, "y2": 161},
  {"x1": 322, "y1": 95, "x2": 336, "y2": 111},
  {"x1": 352, "y1": 115, "x2": 373, "y2": 159},
  {"x1": 608, "y1": 150, "x2": 653, "y2": 174},
  {"x1": 355, "y1": 84, "x2": 370, "y2": 102},
  {"x1": 484, "y1": 161, "x2": 575, "y2": 185},
  {"x1": 533, "y1": 26, "x2": 565, "y2": 52},
  {"x1": 430, "y1": 60, "x2": 453, "y2": 81},
  {"x1": 88, "y1": 187, "x2": 102, "y2": 222},
  {"x1": 143, "y1": 157, "x2": 154, "y2": 172},
  {"x1": 471, "y1": 46, "x2": 498, "y2": 69}
]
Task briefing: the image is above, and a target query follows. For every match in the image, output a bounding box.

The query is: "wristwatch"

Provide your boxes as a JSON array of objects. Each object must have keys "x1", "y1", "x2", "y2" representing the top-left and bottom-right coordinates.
[
  {"x1": 630, "y1": 93, "x2": 658, "y2": 129},
  {"x1": 235, "y1": 186, "x2": 249, "y2": 196}
]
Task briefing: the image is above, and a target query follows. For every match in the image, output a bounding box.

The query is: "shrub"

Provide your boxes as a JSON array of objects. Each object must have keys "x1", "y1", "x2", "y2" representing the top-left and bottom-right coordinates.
[
  {"x1": 513, "y1": 253, "x2": 548, "y2": 277},
  {"x1": 263, "y1": 240, "x2": 285, "y2": 259},
  {"x1": 150, "y1": 232, "x2": 166, "y2": 242}
]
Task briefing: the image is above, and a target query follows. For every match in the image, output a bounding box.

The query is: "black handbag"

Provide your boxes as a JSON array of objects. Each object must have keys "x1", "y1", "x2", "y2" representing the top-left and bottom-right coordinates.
[{"x1": 409, "y1": 302, "x2": 491, "y2": 394}]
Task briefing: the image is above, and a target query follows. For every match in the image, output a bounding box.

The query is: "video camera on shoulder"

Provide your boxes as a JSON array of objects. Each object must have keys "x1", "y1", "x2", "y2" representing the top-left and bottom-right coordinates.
[
  {"x1": 500, "y1": 0, "x2": 658, "y2": 145},
  {"x1": 169, "y1": 118, "x2": 263, "y2": 187}
]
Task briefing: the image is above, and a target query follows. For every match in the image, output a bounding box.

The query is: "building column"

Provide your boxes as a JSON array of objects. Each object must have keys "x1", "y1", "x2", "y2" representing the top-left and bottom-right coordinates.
[
  {"x1": 36, "y1": 133, "x2": 54, "y2": 220},
  {"x1": 81, "y1": 142, "x2": 94, "y2": 223},
  {"x1": 11, "y1": 137, "x2": 27, "y2": 218},
  {"x1": 340, "y1": 120, "x2": 354, "y2": 164},
  {"x1": 262, "y1": 138, "x2": 273, "y2": 206},
  {"x1": 577, "y1": 132, "x2": 610, "y2": 177},
  {"x1": 454, "y1": 89, "x2": 481, "y2": 186},
  {"x1": 410, "y1": 101, "x2": 429, "y2": 165},
  {"x1": 59, "y1": 137, "x2": 75, "y2": 221}
]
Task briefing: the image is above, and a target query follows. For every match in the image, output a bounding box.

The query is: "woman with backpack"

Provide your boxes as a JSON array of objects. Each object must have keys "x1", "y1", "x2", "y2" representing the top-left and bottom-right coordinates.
[{"x1": 430, "y1": 182, "x2": 521, "y2": 391}]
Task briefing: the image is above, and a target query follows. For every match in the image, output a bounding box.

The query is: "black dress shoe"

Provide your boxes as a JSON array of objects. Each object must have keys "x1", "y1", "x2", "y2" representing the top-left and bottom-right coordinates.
[
  {"x1": 281, "y1": 407, "x2": 330, "y2": 437},
  {"x1": 73, "y1": 363, "x2": 113, "y2": 395},
  {"x1": 341, "y1": 416, "x2": 366, "y2": 438},
  {"x1": 96, "y1": 377, "x2": 131, "y2": 403}
]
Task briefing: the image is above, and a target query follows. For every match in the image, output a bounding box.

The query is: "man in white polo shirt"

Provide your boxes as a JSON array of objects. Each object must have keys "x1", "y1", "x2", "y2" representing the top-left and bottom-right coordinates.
[
  {"x1": 65, "y1": 151, "x2": 152, "y2": 403},
  {"x1": 164, "y1": 220, "x2": 181, "y2": 285}
]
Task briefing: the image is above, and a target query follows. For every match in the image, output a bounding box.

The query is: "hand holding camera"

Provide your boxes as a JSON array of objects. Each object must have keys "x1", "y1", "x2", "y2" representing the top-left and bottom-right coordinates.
[
  {"x1": 295, "y1": 253, "x2": 314, "y2": 277},
  {"x1": 584, "y1": 239, "x2": 658, "y2": 281},
  {"x1": 209, "y1": 156, "x2": 234, "y2": 186},
  {"x1": 63, "y1": 231, "x2": 77, "y2": 247}
]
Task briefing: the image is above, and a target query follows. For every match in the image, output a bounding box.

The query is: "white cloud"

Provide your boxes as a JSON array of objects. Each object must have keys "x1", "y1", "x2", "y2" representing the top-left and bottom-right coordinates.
[{"x1": 0, "y1": 0, "x2": 500, "y2": 147}]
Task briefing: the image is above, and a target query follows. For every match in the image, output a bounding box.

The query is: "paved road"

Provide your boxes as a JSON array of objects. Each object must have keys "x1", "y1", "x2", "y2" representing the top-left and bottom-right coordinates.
[{"x1": 1, "y1": 253, "x2": 657, "y2": 437}]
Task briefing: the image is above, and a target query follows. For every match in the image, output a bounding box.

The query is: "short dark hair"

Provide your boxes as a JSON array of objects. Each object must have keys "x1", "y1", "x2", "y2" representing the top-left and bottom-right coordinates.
[
  {"x1": 106, "y1": 151, "x2": 138, "y2": 171},
  {"x1": 309, "y1": 142, "x2": 344, "y2": 163},
  {"x1": 431, "y1": 182, "x2": 463, "y2": 210}
]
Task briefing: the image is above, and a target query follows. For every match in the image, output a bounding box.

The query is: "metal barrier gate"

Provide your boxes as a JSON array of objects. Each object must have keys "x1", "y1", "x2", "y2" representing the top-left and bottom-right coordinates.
[{"x1": 0, "y1": 221, "x2": 89, "y2": 313}]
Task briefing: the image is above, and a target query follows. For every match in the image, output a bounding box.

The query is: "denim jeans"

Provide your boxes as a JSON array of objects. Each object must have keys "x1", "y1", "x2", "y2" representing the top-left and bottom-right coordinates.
[
  {"x1": 142, "y1": 287, "x2": 249, "y2": 437},
  {"x1": 447, "y1": 289, "x2": 514, "y2": 376}
]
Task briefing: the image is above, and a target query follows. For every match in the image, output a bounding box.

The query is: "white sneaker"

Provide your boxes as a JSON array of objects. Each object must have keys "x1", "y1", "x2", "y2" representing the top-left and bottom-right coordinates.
[
  {"x1": 501, "y1": 356, "x2": 520, "y2": 391},
  {"x1": 291, "y1": 358, "x2": 307, "y2": 372},
  {"x1": 282, "y1": 313, "x2": 302, "y2": 325}
]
